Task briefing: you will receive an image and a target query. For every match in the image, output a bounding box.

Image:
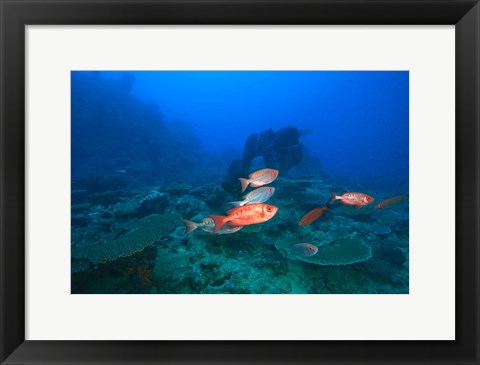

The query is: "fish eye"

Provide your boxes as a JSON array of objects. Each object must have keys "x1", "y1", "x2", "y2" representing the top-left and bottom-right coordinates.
[{"x1": 267, "y1": 207, "x2": 272, "y2": 212}]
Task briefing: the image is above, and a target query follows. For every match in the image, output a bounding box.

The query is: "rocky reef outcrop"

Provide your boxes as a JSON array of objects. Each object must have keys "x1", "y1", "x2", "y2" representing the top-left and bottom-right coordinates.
[
  {"x1": 222, "y1": 126, "x2": 304, "y2": 192},
  {"x1": 72, "y1": 73, "x2": 204, "y2": 187}
]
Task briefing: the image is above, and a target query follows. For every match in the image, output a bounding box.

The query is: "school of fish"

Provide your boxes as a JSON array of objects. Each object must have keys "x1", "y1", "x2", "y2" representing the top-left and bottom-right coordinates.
[
  {"x1": 183, "y1": 168, "x2": 280, "y2": 235},
  {"x1": 182, "y1": 167, "x2": 408, "y2": 259}
]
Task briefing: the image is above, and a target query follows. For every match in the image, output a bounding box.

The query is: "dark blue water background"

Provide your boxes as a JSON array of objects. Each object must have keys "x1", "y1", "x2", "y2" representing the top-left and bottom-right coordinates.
[{"x1": 128, "y1": 71, "x2": 408, "y2": 185}]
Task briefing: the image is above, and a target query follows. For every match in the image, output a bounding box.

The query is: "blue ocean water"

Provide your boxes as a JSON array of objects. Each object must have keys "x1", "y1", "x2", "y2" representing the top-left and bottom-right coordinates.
[{"x1": 71, "y1": 71, "x2": 409, "y2": 294}]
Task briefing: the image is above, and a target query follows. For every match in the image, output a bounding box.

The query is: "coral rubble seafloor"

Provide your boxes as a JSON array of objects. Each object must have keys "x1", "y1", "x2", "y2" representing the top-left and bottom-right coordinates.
[{"x1": 71, "y1": 175, "x2": 409, "y2": 294}]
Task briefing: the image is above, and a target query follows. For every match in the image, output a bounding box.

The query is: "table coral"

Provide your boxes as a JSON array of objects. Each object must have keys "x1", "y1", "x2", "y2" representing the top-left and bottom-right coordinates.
[
  {"x1": 72, "y1": 212, "x2": 180, "y2": 264},
  {"x1": 275, "y1": 237, "x2": 372, "y2": 266}
]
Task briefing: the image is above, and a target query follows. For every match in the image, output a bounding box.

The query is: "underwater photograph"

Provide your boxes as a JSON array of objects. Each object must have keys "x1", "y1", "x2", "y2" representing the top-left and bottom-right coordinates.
[{"x1": 71, "y1": 70, "x2": 409, "y2": 294}]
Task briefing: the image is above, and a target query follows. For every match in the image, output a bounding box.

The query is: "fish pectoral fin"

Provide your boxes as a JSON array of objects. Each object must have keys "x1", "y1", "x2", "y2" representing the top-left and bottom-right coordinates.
[
  {"x1": 208, "y1": 215, "x2": 229, "y2": 232},
  {"x1": 355, "y1": 205, "x2": 362, "y2": 209},
  {"x1": 227, "y1": 201, "x2": 243, "y2": 207}
]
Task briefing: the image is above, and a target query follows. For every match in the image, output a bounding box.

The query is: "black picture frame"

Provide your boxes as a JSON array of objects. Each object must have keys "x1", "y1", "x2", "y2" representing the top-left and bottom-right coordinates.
[{"x1": 1, "y1": 0, "x2": 479, "y2": 364}]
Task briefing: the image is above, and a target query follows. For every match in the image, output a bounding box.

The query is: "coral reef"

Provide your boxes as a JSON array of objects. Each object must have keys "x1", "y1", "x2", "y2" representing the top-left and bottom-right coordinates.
[
  {"x1": 71, "y1": 169, "x2": 408, "y2": 294},
  {"x1": 223, "y1": 126, "x2": 304, "y2": 193},
  {"x1": 71, "y1": 73, "x2": 205, "y2": 186},
  {"x1": 291, "y1": 238, "x2": 372, "y2": 266},
  {"x1": 262, "y1": 126, "x2": 303, "y2": 172},
  {"x1": 72, "y1": 212, "x2": 180, "y2": 265},
  {"x1": 136, "y1": 191, "x2": 169, "y2": 217},
  {"x1": 72, "y1": 245, "x2": 158, "y2": 293},
  {"x1": 73, "y1": 174, "x2": 127, "y2": 194},
  {"x1": 371, "y1": 224, "x2": 392, "y2": 235}
]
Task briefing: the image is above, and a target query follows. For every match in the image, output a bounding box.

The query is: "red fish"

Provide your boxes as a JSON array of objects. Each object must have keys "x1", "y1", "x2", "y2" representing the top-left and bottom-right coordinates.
[
  {"x1": 374, "y1": 195, "x2": 408, "y2": 209},
  {"x1": 298, "y1": 205, "x2": 329, "y2": 226},
  {"x1": 209, "y1": 203, "x2": 278, "y2": 232},
  {"x1": 238, "y1": 168, "x2": 279, "y2": 193},
  {"x1": 330, "y1": 191, "x2": 374, "y2": 209}
]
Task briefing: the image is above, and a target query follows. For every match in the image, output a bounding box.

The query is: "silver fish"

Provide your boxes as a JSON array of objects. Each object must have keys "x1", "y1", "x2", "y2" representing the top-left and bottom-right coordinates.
[
  {"x1": 288, "y1": 243, "x2": 319, "y2": 257},
  {"x1": 227, "y1": 187, "x2": 275, "y2": 207},
  {"x1": 183, "y1": 217, "x2": 215, "y2": 235},
  {"x1": 201, "y1": 220, "x2": 243, "y2": 235},
  {"x1": 184, "y1": 217, "x2": 242, "y2": 235}
]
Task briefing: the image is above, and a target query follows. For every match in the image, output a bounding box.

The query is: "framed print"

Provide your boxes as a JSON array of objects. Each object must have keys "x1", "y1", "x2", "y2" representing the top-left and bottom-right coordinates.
[
  {"x1": 1, "y1": 0, "x2": 479, "y2": 364},
  {"x1": 68, "y1": 69, "x2": 409, "y2": 295}
]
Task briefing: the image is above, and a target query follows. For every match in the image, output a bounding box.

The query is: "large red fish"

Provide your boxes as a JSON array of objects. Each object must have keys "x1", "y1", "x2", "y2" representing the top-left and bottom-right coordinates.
[
  {"x1": 209, "y1": 203, "x2": 278, "y2": 232},
  {"x1": 298, "y1": 205, "x2": 329, "y2": 226},
  {"x1": 330, "y1": 191, "x2": 374, "y2": 209},
  {"x1": 238, "y1": 168, "x2": 279, "y2": 193}
]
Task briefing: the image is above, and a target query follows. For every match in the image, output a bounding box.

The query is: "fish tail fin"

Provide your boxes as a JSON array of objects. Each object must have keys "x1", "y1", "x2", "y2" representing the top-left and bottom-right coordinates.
[
  {"x1": 330, "y1": 192, "x2": 340, "y2": 202},
  {"x1": 208, "y1": 215, "x2": 229, "y2": 232},
  {"x1": 238, "y1": 178, "x2": 250, "y2": 193},
  {"x1": 227, "y1": 200, "x2": 244, "y2": 207},
  {"x1": 183, "y1": 220, "x2": 198, "y2": 235}
]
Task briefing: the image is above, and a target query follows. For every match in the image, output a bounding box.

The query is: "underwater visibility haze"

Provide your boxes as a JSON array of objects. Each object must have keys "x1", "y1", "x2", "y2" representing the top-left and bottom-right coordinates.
[{"x1": 71, "y1": 71, "x2": 409, "y2": 294}]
